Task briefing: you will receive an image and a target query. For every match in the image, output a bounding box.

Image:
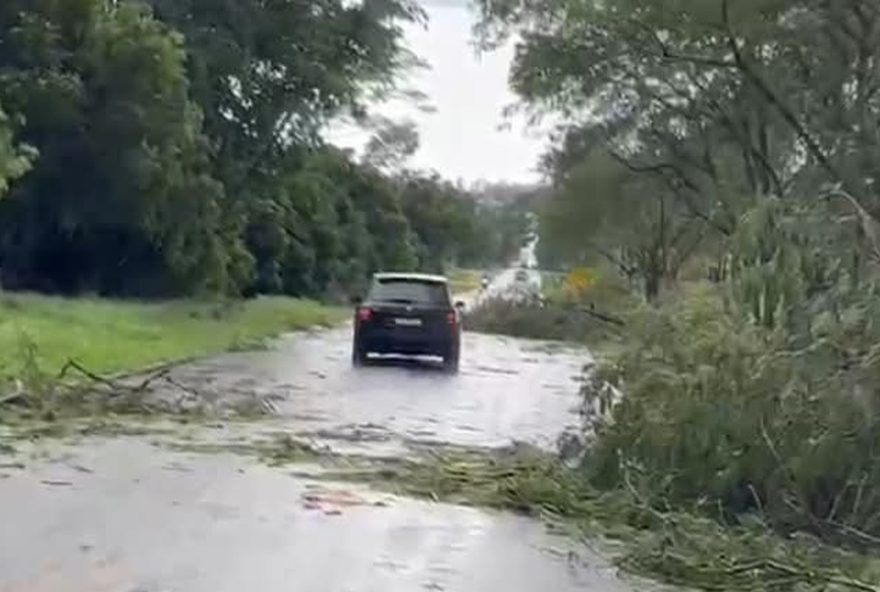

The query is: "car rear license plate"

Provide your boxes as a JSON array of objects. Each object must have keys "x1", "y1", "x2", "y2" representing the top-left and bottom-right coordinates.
[{"x1": 394, "y1": 317, "x2": 422, "y2": 327}]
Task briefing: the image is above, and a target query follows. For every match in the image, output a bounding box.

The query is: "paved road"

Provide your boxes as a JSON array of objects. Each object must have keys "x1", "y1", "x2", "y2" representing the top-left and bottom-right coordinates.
[
  {"x1": 145, "y1": 326, "x2": 587, "y2": 455},
  {"x1": 1, "y1": 439, "x2": 648, "y2": 592},
  {"x1": 0, "y1": 259, "x2": 658, "y2": 592},
  {"x1": 469, "y1": 241, "x2": 542, "y2": 309}
]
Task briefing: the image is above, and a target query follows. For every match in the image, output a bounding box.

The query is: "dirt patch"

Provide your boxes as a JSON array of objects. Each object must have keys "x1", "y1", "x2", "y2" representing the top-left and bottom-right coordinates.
[{"x1": 300, "y1": 485, "x2": 392, "y2": 515}]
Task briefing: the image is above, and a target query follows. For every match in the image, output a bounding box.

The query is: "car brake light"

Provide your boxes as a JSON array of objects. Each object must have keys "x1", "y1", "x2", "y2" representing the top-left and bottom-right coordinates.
[
  {"x1": 446, "y1": 311, "x2": 457, "y2": 327},
  {"x1": 357, "y1": 307, "x2": 373, "y2": 322}
]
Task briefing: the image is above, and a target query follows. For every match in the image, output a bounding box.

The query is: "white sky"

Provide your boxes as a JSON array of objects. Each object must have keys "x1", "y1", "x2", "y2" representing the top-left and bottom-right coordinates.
[{"x1": 326, "y1": 0, "x2": 549, "y2": 184}]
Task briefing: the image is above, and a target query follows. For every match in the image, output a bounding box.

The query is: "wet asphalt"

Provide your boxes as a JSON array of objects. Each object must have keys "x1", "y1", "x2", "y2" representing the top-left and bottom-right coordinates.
[
  {"x1": 0, "y1": 439, "x2": 650, "y2": 592},
  {"x1": 0, "y1": 259, "x2": 659, "y2": 592},
  {"x1": 143, "y1": 325, "x2": 587, "y2": 456}
]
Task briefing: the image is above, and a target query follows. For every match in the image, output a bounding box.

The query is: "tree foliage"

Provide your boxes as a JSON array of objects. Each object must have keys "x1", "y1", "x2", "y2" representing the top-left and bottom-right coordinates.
[
  {"x1": 0, "y1": 0, "x2": 512, "y2": 297},
  {"x1": 484, "y1": 0, "x2": 880, "y2": 295},
  {"x1": 0, "y1": 107, "x2": 32, "y2": 198},
  {"x1": 145, "y1": 0, "x2": 422, "y2": 193},
  {"x1": 0, "y1": 0, "x2": 237, "y2": 294},
  {"x1": 363, "y1": 118, "x2": 420, "y2": 171},
  {"x1": 540, "y1": 149, "x2": 704, "y2": 299},
  {"x1": 478, "y1": 0, "x2": 880, "y2": 545}
]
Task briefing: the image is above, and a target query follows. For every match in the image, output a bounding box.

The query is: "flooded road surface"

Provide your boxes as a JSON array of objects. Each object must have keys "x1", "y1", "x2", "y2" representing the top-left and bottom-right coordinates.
[
  {"x1": 0, "y1": 439, "x2": 650, "y2": 592},
  {"x1": 150, "y1": 326, "x2": 587, "y2": 455},
  {"x1": 0, "y1": 264, "x2": 654, "y2": 592}
]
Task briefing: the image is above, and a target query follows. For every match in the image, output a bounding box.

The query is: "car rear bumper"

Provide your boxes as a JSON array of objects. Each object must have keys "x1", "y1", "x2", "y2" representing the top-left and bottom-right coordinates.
[{"x1": 357, "y1": 328, "x2": 457, "y2": 357}]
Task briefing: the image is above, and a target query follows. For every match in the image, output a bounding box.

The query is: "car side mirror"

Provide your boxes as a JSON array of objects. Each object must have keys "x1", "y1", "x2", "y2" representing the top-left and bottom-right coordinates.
[
  {"x1": 454, "y1": 300, "x2": 465, "y2": 309},
  {"x1": 350, "y1": 295, "x2": 363, "y2": 306}
]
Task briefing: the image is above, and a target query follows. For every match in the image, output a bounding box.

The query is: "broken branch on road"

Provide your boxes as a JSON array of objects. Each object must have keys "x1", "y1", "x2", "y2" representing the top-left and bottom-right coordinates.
[{"x1": 1, "y1": 356, "x2": 232, "y2": 422}]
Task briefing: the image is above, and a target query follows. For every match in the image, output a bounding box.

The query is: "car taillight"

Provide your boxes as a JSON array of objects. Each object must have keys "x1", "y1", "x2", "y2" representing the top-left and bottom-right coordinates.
[
  {"x1": 446, "y1": 311, "x2": 457, "y2": 327},
  {"x1": 357, "y1": 307, "x2": 373, "y2": 322}
]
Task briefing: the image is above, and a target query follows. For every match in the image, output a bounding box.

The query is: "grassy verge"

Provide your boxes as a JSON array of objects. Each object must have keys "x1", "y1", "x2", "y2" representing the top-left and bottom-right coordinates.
[{"x1": 0, "y1": 293, "x2": 345, "y2": 380}]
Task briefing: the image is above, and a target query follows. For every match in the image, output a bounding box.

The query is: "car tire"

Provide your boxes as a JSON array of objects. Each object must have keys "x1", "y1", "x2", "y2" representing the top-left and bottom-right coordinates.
[
  {"x1": 443, "y1": 347, "x2": 460, "y2": 374},
  {"x1": 352, "y1": 339, "x2": 368, "y2": 367}
]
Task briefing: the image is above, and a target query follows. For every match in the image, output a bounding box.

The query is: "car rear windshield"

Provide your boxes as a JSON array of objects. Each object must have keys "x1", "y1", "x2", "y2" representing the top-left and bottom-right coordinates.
[{"x1": 369, "y1": 279, "x2": 449, "y2": 306}]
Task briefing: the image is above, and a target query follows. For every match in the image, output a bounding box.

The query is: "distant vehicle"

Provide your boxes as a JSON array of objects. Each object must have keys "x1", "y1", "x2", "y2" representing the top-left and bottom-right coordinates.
[
  {"x1": 515, "y1": 269, "x2": 529, "y2": 283},
  {"x1": 481, "y1": 275, "x2": 490, "y2": 290},
  {"x1": 352, "y1": 273, "x2": 463, "y2": 372}
]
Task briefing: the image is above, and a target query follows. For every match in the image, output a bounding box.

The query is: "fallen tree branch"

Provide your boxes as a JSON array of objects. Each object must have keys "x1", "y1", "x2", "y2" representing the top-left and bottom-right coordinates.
[
  {"x1": 161, "y1": 374, "x2": 205, "y2": 400},
  {"x1": 824, "y1": 518, "x2": 880, "y2": 548},
  {"x1": 637, "y1": 553, "x2": 880, "y2": 592},
  {"x1": 577, "y1": 306, "x2": 626, "y2": 327},
  {"x1": 58, "y1": 359, "x2": 123, "y2": 392},
  {"x1": 719, "y1": 0, "x2": 857, "y2": 199},
  {"x1": 0, "y1": 385, "x2": 26, "y2": 406},
  {"x1": 556, "y1": 303, "x2": 626, "y2": 327},
  {"x1": 133, "y1": 367, "x2": 172, "y2": 393},
  {"x1": 106, "y1": 356, "x2": 198, "y2": 383}
]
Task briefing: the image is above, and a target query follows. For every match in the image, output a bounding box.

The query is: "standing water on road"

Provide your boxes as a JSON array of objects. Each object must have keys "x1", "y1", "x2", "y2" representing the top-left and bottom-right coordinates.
[{"x1": 148, "y1": 326, "x2": 588, "y2": 454}]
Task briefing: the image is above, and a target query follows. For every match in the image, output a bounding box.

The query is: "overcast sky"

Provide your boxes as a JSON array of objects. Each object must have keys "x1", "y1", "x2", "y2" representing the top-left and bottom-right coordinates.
[{"x1": 327, "y1": 1, "x2": 549, "y2": 185}]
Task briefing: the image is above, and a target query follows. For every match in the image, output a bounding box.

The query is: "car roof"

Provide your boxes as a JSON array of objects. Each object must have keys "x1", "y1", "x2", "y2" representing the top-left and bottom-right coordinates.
[{"x1": 373, "y1": 272, "x2": 448, "y2": 284}]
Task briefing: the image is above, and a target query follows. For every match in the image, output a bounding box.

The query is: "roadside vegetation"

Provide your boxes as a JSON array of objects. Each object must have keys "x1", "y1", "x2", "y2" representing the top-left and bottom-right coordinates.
[
  {"x1": 0, "y1": 294, "x2": 342, "y2": 381},
  {"x1": 462, "y1": 0, "x2": 880, "y2": 588},
  {"x1": 0, "y1": 295, "x2": 343, "y2": 423},
  {"x1": 447, "y1": 269, "x2": 482, "y2": 295},
  {"x1": 348, "y1": 448, "x2": 880, "y2": 591},
  {"x1": 466, "y1": 267, "x2": 632, "y2": 344},
  {"x1": 465, "y1": 296, "x2": 613, "y2": 343}
]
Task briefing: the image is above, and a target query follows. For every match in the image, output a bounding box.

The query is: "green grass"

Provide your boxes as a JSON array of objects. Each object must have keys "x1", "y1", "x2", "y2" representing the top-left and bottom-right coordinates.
[
  {"x1": 0, "y1": 293, "x2": 345, "y2": 379},
  {"x1": 447, "y1": 268, "x2": 482, "y2": 295}
]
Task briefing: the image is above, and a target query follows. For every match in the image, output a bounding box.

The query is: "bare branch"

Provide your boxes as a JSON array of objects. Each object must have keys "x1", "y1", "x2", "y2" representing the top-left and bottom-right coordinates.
[
  {"x1": 720, "y1": 0, "x2": 854, "y2": 198},
  {"x1": 607, "y1": 149, "x2": 733, "y2": 236}
]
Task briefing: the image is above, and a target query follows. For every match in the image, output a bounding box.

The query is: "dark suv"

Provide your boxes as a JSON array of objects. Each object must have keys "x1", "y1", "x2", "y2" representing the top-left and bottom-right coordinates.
[{"x1": 352, "y1": 273, "x2": 463, "y2": 371}]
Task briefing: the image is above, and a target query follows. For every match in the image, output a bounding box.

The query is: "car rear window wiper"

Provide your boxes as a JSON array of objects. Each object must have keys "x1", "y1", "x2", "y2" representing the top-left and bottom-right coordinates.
[{"x1": 384, "y1": 297, "x2": 417, "y2": 304}]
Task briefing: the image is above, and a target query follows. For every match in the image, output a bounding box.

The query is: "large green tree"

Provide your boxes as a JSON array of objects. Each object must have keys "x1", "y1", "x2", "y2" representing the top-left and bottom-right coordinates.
[
  {"x1": 541, "y1": 148, "x2": 705, "y2": 300},
  {"x1": 146, "y1": 0, "x2": 422, "y2": 194},
  {"x1": 0, "y1": 0, "x2": 244, "y2": 295}
]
